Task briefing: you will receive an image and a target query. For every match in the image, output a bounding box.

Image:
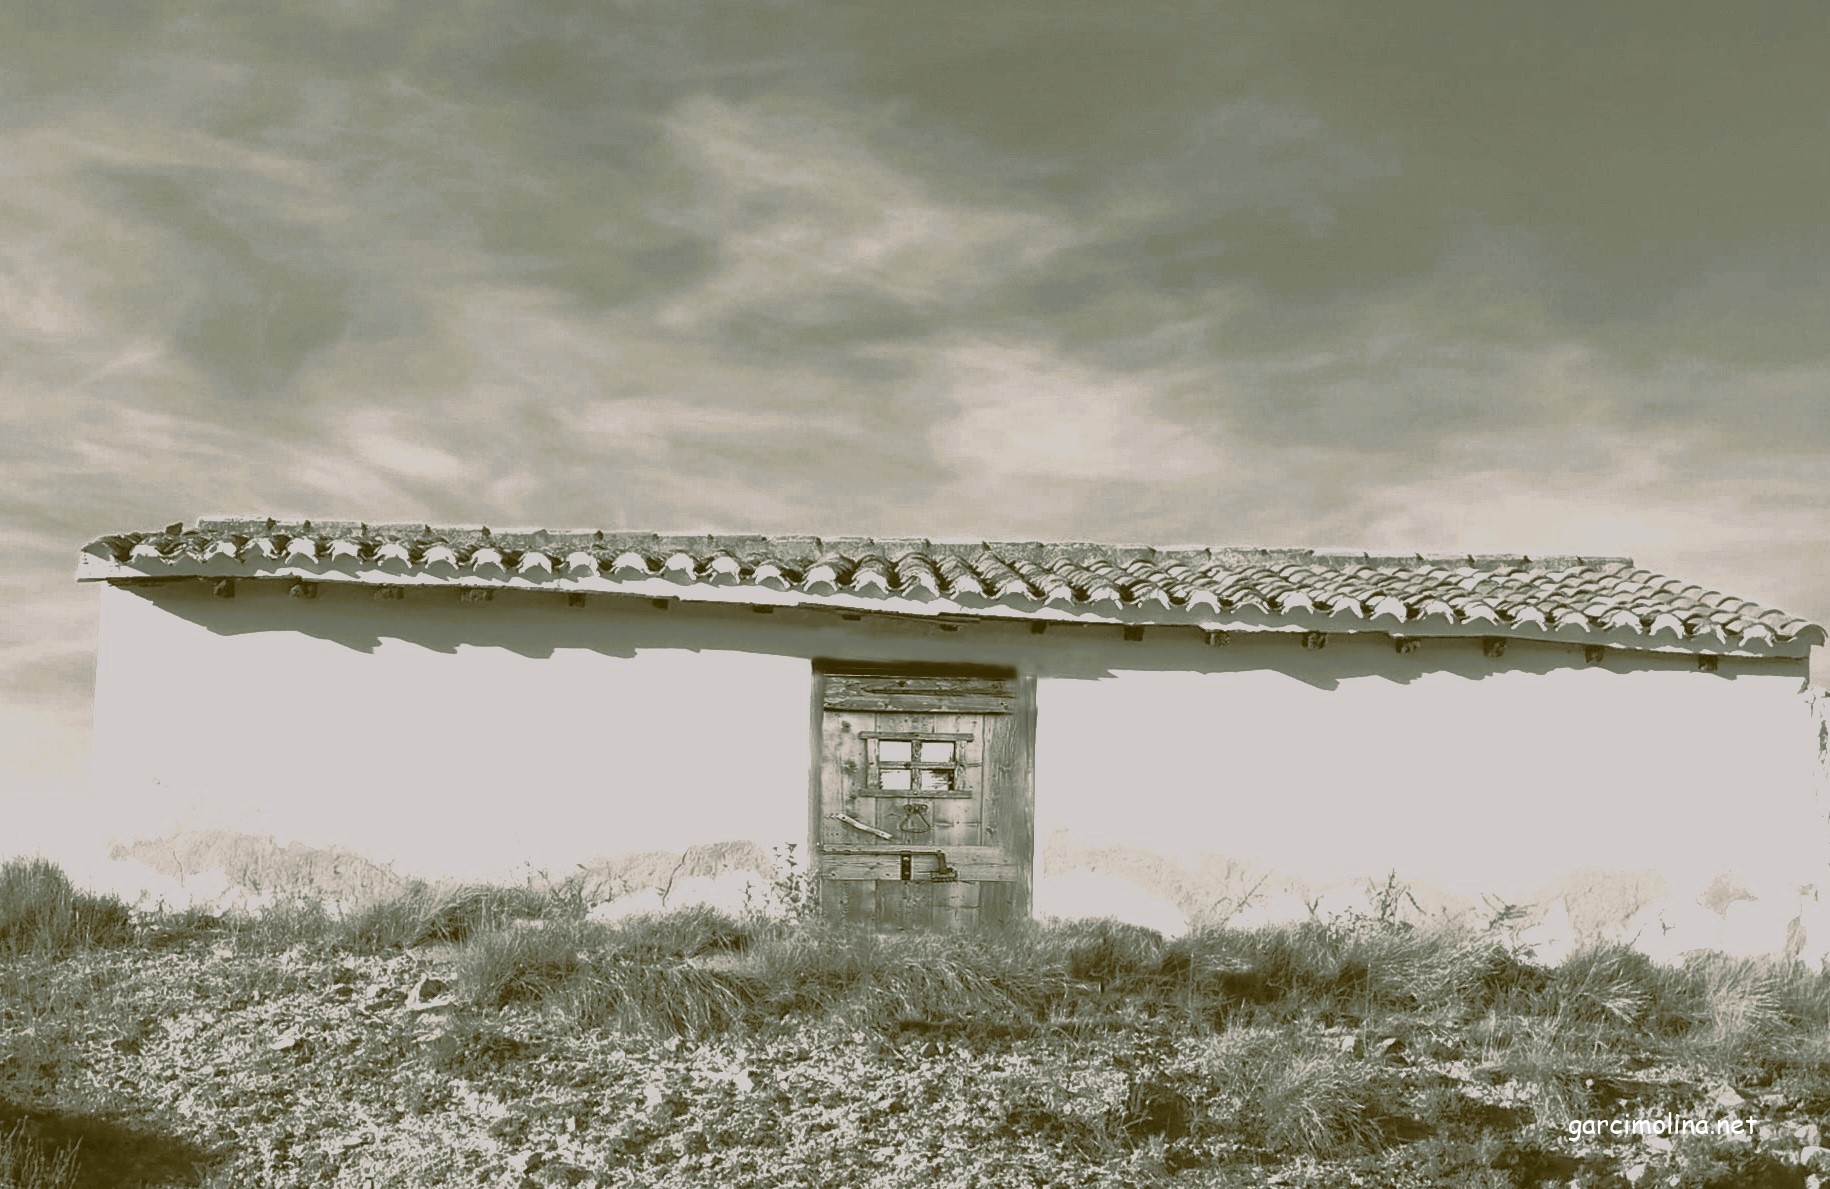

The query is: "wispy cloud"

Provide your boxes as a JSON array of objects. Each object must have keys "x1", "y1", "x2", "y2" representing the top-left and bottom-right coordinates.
[{"x1": 1, "y1": 0, "x2": 1827, "y2": 788}]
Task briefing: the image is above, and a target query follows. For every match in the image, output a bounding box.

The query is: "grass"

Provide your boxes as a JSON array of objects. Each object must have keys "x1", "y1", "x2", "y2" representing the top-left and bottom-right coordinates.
[
  {"x1": 0, "y1": 859, "x2": 133, "y2": 958},
  {"x1": 336, "y1": 880, "x2": 553, "y2": 953},
  {"x1": 9, "y1": 859, "x2": 1830, "y2": 1185},
  {"x1": 0, "y1": 1120, "x2": 79, "y2": 1189}
]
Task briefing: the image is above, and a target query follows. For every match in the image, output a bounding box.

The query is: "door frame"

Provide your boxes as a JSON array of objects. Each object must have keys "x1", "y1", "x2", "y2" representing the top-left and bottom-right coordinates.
[{"x1": 807, "y1": 658, "x2": 1036, "y2": 924}]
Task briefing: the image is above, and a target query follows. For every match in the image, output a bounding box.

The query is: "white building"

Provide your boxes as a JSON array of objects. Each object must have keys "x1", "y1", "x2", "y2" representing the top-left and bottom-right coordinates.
[{"x1": 73, "y1": 518, "x2": 1828, "y2": 957}]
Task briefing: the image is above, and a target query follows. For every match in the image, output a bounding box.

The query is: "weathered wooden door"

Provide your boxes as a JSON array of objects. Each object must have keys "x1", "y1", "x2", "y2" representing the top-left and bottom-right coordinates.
[{"x1": 812, "y1": 664, "x2": 1034, "y2": 930}]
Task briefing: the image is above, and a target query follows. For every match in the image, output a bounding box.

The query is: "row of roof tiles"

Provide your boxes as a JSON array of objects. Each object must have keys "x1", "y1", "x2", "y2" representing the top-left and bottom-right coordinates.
[{"x1": 77, "y1": 519, "x2": 1826, "y2": 651}]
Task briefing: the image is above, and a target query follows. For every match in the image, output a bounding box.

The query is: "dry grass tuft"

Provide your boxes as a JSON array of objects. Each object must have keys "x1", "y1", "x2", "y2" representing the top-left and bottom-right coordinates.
[
  {"x1": 0, "y1": 858, "x2": 133, "y2": 957},
  {"x1": 0, "y1": 1120, "x2": 80, "y2": 1189}
]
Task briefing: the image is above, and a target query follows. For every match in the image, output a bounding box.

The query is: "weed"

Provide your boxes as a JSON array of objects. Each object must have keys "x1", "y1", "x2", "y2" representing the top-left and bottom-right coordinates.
[{"x1": 744, "y1": 844, "x2": 817, "y2": 923}]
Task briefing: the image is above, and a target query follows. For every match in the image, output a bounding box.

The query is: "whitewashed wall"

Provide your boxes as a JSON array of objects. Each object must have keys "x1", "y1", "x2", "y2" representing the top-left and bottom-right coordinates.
[{"x1": 72, "y1": 579, "x2": 1825, "y2": 958}]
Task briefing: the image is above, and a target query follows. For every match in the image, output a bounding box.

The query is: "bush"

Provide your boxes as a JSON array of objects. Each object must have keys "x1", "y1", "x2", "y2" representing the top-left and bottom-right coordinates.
[{"x1": 0, "y1": 858, "x2": 133, "y2": 957}]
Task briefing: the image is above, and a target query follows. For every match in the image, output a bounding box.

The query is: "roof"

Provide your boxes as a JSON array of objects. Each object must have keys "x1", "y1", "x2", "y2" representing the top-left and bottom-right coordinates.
[{"x1": 77, "y1": 517, "x2": 1826, "y2": 656}]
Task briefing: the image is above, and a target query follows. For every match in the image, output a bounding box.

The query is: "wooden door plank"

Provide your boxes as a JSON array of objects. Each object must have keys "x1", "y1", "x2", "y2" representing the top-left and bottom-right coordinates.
[
  {"x1": 870, "y1": 711, "x2": 913, "y2": 838},
  {"x1": 979, "y1": 880, "x2": 1010, "y2": 927},
  {"x1": 876, "y1": 880, "x2": 909, "y2": 933},
  {"x1": 820, "y1": 874, "x2": 845, "y2": 920},
  {"x1": 816, "y1": 844, "x2": 1008, "y2": 862},
  {"x1": 823, "y1": 675, "x2": 1017, "y2": 698},
  {"x1": 846, "y1": 878, "x2": 876, "y2": 926},
  {"x1": 819, "y1": 710, "x2": 871, "y2": 850},
  {"x1": 813, "y1": 668, "x2": 1035, "y2": 932},
  {"x1": 823, "y1": 692, "x2": 1015, "y2": 714},
  {"x1": 982, "y1": 682, "x2": 1035, "y2": 920},
  {"x1": 904, "y1": 881, "x2": 935, "y2": 934},
  {"x1": 822, "y1": 856, "x2": 1017, "y2": 881}
]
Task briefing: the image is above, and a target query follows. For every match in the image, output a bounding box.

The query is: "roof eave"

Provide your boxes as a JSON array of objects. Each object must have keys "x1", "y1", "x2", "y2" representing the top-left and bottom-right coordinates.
[{"x1": 77, "y1": 555, "x2": 1822, "y2": 660}]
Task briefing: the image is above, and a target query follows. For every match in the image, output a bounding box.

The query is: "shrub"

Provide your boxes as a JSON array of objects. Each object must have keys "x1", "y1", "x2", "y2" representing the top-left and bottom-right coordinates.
[{"x1": 0, "y1": 858, "x2": 133, "y2": 957}]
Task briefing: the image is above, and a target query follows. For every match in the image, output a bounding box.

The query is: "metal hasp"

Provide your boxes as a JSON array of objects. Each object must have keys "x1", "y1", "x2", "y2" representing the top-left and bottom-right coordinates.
[{"x1": 896, "y1": 850, "x2": 958, "y2": 883}]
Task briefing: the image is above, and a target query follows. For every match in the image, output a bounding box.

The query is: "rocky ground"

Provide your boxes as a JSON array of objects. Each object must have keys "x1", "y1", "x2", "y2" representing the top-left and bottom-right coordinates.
[{"x1": 4, "y1": 928, "x2": 1830, "y2": 1189}]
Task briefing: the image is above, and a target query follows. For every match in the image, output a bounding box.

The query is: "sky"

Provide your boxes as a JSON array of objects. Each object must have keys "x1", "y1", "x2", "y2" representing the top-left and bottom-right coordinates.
[{"x1": 3, "y1": 0, "x2": 1827, "y2": 792}]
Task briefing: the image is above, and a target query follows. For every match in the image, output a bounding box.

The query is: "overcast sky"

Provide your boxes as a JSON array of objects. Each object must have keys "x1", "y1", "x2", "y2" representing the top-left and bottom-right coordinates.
[{"x1": 4, "y1": 1, "x2": 1827, "y2": 791}]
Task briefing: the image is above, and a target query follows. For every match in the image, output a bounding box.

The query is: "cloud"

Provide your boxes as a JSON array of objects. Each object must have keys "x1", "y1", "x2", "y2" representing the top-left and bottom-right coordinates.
[
  {"x1": 920, "y1": 339, "x2": 1224, "y2": 483},
  {"x1": 1, "y1": 0, "x2": 1827, "y2": 796},
  {"x1": 343, "y1": 410, "x2": 468, "y2": 484},
  {"x1": 651, "y1": 96, "x2": 1074, "y2": 337}
]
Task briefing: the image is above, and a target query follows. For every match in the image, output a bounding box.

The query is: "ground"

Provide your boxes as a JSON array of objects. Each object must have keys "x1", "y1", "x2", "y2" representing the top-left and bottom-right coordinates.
[{"x1": 3, "y1": 868, "x2": 1830, "y2": 1188}]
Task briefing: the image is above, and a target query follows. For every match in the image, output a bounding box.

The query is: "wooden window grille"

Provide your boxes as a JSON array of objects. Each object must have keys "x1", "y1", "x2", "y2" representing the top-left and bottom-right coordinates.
[{"x1": 857, "y1": 732, "x2": 973, "y2": 798}]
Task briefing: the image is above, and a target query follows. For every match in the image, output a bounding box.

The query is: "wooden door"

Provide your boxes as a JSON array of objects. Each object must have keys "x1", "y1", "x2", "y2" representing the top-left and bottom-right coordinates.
[{"x1": 812, "y1": 665, "x2": 1034, "y2": 931}]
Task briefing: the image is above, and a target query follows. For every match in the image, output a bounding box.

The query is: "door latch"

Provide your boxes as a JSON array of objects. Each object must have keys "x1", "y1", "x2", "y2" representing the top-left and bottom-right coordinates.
[{"x1": 897, "y1": 851, "x2": 958, "y2": 883}]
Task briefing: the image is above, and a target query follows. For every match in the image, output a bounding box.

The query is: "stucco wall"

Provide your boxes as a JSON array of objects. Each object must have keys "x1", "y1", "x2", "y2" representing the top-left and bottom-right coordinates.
[{"x1": 67, "y1": 579, "x2": 1826, "y2": 959}]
